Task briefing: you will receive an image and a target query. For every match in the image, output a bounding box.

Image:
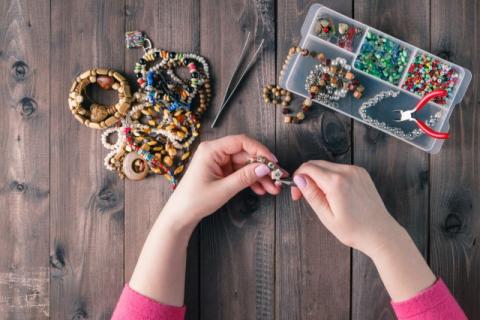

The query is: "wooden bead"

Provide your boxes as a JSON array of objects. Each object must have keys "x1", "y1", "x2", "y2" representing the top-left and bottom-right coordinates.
[
  {"x1": 163, "y1": 156, "x2": 173, "y2": 167},
  {"x1": 79, "y1": 70, "x2": 91, "y2": 79},
  {"x1": 123, "y1": 153, "x2": 148, "y2": 181},
  {"x1": 96, "y1": 68, "x2": 109, "y2": 75},
  {"x1": 345, "y1": 72, "x2": 355, "y2": 80},
  {"x1": 353, "y1": 90, "x2": 363, "y2": 99}
]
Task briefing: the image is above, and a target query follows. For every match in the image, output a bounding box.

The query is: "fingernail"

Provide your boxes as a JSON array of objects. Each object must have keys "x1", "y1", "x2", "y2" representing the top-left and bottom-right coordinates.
[
  {"x1": 255, "y1": 164, "x2": 270, "y2": 177},
  {"x1": 293, "y1": 175, "x2": 307, "y2": 188},
  {"x1": 271, "y1": 154, "x2": 279, "y2": 163}
]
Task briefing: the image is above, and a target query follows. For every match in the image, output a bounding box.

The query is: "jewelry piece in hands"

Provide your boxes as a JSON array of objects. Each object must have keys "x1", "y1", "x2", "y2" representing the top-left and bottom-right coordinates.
[{"x1": 247, "y1": 156, "x2": 296, "y2": 187}]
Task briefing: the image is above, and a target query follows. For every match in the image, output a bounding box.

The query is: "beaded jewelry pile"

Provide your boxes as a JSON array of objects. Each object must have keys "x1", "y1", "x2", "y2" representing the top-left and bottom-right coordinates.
[{"x1": 69, "y1": 31, "x2": 211, "y2": 188}]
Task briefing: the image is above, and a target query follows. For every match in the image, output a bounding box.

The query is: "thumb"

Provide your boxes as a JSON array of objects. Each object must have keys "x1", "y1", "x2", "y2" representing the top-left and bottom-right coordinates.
[
  {"x1": 216, "y1": 163, "x2": 271, "y2": 199},
  {"x1": 293, "y1": 174, "x2": 332, "y2": 216}
]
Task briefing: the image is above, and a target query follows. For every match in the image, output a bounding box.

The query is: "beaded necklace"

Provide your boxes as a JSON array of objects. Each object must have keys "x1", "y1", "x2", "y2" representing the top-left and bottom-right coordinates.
[{"x1": 134, "y1": 49, "x2": 210, "y2": 109}]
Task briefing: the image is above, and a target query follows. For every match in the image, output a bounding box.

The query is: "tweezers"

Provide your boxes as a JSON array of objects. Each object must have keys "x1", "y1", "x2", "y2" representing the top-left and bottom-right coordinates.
[{"x1": 211, "y1": 32, "x2": 265, "y2": 128}]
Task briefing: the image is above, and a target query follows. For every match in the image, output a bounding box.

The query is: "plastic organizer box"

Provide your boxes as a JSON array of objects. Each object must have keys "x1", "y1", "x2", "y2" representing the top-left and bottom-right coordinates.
[{"x1": 279, "y1": 4, "x2": 472, "y2": 153}]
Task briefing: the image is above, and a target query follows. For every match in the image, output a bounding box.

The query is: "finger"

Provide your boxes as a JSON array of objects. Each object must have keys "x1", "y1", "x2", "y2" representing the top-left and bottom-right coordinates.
[
  {"x1": 291, "y1": 186, "x2": 302, "y2": 201},
  {"x1": 251, "y1": 182, "x2": 266, "y2": 195},
  {"x1": 207, "y1": 134, "x2": 277, "y2": 161},
  {"x1": 306, "y1": 160, "x2": 351, "y2": 174},
  {"x1": 294, "y1": 162, "x2": 335, "y2": 193},
  {"x1": 258, "y1": 176, "x2": 281, "y2": 195},
  {"x1": 231, "y1": 151, "x2": 253, "y2": 166},
  {"x1": 215, "y1": 163, "x2": 271, "y2": 199},
  {"x1": 293, "y1": 174, "x2": 332, "y2": 217}
]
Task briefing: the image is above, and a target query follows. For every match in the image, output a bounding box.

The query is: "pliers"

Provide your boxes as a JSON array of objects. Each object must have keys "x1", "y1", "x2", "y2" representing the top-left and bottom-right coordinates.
[{"x1": 393, "y1": 89, "x2": 449, "y2": 139}]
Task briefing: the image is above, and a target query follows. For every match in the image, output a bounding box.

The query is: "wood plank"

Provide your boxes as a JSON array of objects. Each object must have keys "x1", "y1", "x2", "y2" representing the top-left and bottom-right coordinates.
[
  {"x1": 199, "y1": 0, "x2": 276, "y2": 319},
  {"x1": 0, "y1": 0, "x2": 50, "y2": 318},
  {"x1": 123, "y1": 1, "x2": 201, "y2": 319},
  {"x1": 49, "y1": 1, "x2": 125, "y2": 318},
  {"x1": 275, "y1": 1, "x2": 352, "y2": 319},
  {"x1": 430, "y1": 1, "x2": 480, "y2": 318},
  {"x1": 352, "y1": 1, "x2": 430, "y2": 319}
]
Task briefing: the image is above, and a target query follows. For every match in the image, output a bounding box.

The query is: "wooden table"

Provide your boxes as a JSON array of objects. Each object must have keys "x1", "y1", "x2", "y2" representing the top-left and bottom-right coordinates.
[{"x1": 1, "y1": 0, "x2": 478, "y2": 319}]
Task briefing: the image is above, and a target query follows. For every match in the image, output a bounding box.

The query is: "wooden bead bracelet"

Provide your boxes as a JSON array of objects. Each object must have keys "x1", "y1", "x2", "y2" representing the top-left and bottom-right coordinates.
[
  {"x1": 68, "y1": 68, "x2": 132, "y2": 129},
  {"x1": 248, "y1": 156, "x2": 296, "y2": 186}
]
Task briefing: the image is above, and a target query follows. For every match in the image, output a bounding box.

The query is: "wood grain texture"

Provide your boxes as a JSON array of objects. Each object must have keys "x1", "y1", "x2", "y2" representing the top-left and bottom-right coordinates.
[
  {"x1": 275, "y1": 1, "x2": 352, "y2": 319},
  {"x1": 0, "y1": 0, "x2": 50, "y2": 318},
  {"x1": 123, "y1": 2, "x2": 201, "y2": 319},
  {"x1": 352, "y1": 1, "x2": 431, "y2": 319},
  {"x1": 430, "y1": 0, "x2": 480, "y2": 318},
  {"x1": 199, "y1": 0, "x2": 276, "y2": 319},
  {"x1": 49, "y1": 0, "x2": 125, "y2": 318},
  {"x1": 1, "y1": 0, "x2": 479, "y2": 318}
]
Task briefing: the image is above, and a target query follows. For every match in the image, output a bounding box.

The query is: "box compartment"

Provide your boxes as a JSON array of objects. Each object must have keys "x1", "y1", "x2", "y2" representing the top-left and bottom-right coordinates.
[{"x1": 282, "y1": 4, "x2": 472, "y2": 153}]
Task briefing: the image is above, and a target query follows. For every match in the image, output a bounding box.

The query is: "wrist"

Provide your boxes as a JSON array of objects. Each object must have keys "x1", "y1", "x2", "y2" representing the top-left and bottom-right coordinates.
[
  {"x1": 364, "y1": 222, "x2": 410, "y2": 261},
  {"x1": 155, "y1": 207, "x2": 199, "y2": 245}
]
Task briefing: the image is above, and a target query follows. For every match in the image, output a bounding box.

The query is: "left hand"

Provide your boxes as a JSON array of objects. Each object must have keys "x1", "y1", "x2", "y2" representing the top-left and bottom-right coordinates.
[{"x1": 161, "y1": 134, "x2": 282, "y2": 228}]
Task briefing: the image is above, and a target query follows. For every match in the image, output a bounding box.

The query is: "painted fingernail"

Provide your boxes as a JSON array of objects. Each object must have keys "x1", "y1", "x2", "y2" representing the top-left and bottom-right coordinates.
[
  {"x1": 293, "y1": 175, "x2": 307, "y2": 188},
  {"x1": 255, "y1": 164, "x2": 270, "y2": 177}
]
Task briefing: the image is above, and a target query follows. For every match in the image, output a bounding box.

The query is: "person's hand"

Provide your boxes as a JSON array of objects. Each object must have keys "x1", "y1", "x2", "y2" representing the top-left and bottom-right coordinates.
[
  {"x1": 161, "y1": 134, "x2": 282, "y2": 229},
  {"x1": 291, "y1": 160, "x2": 403, "y2": 257}
]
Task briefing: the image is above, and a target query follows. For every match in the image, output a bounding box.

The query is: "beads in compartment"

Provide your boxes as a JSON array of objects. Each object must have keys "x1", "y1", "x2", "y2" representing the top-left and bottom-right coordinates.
[
  {"x1": 402, "y1": 52, "x2": 459, "y2": 105},
  {"x1": 305, "y1": 56, "x2": 364, "y2": 101},
  {"x1": 314, "y1": 16, "x2": 363, "y2": 52},
  {"x1": 354, "y1": 31, "x2": 410, "y2": 85}
]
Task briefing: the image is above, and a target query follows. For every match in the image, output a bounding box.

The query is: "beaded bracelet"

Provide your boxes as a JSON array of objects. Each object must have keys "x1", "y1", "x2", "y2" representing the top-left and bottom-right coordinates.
[
  {"x1": 68, "y1": 68, "x2": 132, "y2": 129},
  {"x1": 247, "y1": 156, "x2": 284, "y2": 182}
]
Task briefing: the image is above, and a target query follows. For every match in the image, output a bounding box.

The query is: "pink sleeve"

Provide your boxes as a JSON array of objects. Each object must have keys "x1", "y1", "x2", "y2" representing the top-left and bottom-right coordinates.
[
  {"x1": 391, "y1": 279, "x2": 467, "y2": 320},
  {"x1": 111, "y1": 284, "x2": 186, "y2": 320}
]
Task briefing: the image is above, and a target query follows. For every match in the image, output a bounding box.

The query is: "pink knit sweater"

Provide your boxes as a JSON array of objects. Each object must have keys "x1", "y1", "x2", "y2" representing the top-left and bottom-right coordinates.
[{"x1": 111, "y1": 279, "x2": 466, "y2": 319}]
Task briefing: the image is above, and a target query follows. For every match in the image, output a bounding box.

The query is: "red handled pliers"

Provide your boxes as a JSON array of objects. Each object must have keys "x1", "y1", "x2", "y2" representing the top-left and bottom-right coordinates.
[{"x1": 393, "y1": 89, "x2": 449, "y2": 139}]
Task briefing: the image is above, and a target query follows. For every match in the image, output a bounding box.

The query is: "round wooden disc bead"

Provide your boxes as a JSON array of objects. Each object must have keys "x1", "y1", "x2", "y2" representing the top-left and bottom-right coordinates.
[{"x1": 123, "y1": 152, "x2": 149, "y2": 181}]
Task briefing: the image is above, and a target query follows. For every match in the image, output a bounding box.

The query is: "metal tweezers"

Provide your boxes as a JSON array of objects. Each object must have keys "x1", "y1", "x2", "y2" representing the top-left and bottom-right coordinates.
[{"x1": 211, "y1": 32, "x2": 265, "y2": 128}]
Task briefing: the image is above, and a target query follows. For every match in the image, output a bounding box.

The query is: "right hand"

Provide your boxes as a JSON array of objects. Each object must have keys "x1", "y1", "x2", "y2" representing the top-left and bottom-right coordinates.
[{"x1": 291, "y1": 160, "x2": 404, "y2": 257}]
